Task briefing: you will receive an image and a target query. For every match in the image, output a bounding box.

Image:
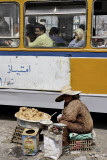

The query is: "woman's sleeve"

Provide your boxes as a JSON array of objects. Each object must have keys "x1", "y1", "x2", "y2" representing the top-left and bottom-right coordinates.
[
  {"x1": 74, "y1": 40, "x2": 85, "y2": 47},
  {"x1": 68, "y1": 39, "x2": 76, "y2": 47},
  {"x1": 68, "y1": 40, "x2": 85, "y2": 48}
]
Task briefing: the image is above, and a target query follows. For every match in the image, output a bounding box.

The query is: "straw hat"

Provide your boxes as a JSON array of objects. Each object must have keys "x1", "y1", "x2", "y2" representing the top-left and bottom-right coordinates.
[{"x1": 55, "y1": 86, "x2": 81, "y2": 102}]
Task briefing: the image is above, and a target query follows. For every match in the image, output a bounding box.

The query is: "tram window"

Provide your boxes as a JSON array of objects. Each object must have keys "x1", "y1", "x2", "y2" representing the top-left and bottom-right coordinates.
[
  {"x1": 91, "y1": 0, "x2": 107, "y2": 48},
  {"x1": 24, "y1": 0, "x2": 87, "y2": 48},
  {"x1": 0, "y1": 3, "x2": 19, "y2": 48}
]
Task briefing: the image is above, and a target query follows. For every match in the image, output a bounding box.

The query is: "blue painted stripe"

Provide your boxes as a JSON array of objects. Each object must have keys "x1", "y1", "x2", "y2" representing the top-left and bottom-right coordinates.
[
  {"x1": 0, "y1": 51, "x2": 72, "y2": 57},
  {"x1": 0, "y1": 51, "x2": 107, "y2": 57}
]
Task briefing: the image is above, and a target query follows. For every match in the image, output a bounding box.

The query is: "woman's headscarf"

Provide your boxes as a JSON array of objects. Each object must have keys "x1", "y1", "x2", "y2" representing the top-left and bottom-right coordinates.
[{"x1": 75, "y1": 28, "x2": 85, "y2": 40}]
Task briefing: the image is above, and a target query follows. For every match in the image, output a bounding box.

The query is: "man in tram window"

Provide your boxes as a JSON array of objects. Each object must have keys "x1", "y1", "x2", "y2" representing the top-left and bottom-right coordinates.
[
  {"x1": 97, "y1": 39, "x2": 105, "y2": 48},
  {"x1": 5, "y1": 24, "x2": 19, "y2": 47},
  {"x1": 26, "y1": 24, "x2": 53, "y2": 48}
]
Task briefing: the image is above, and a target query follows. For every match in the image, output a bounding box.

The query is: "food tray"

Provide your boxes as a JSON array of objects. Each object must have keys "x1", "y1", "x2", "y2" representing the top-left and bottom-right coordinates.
[{"x1": 15, "y1": 114, "x2": 51, "y2": 129}]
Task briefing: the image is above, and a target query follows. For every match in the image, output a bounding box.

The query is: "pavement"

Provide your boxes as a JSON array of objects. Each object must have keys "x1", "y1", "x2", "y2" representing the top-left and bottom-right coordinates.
[{"x1": 0, "y1": 107, "x2": 107, "y2": 160}]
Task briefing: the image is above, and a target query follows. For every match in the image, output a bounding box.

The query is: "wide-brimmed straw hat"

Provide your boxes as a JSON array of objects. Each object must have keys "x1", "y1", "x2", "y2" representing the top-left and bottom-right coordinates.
[{"x1": 55, "y1": 85, "x2": 81, "y2": 102}]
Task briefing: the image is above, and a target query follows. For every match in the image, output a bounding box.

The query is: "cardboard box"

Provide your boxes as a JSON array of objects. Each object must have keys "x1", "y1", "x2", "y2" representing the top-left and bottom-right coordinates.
[{"x1": 22, "y1": 128, "x2": 39, "y2": 155}]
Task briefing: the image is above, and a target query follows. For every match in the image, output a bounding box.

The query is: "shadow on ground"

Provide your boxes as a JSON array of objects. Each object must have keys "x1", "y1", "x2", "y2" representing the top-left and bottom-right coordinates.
[
  {"x1": 0, "y1": 105, "x2": 107, "y2": 129},
  {"x1": 91, "y1": 112, "x2": 107, "y2": 129}
]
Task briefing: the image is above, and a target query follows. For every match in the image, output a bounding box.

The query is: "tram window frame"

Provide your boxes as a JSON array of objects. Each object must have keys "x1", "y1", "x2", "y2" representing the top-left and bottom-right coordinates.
[
  {"x1": 24, "y1": 0, "x2": 87, "y2": 49},
  {"x1": 0, "y1": 2, "x2": 20, "y2": 48},
  {"x1": 91, "y1": 0, "x2": 107, "y2": 48}
]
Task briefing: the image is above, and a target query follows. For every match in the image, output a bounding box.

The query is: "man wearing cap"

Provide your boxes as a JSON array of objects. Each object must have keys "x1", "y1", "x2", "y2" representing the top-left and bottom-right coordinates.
[{"x1": 55, "y1": 86, "x2": 93, "y2": 146}]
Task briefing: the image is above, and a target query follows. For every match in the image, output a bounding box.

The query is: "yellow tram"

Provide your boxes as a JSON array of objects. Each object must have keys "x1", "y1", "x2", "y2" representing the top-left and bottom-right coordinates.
[{"x1": 0, "y1": 0, "x2": 107, "y2": 113}]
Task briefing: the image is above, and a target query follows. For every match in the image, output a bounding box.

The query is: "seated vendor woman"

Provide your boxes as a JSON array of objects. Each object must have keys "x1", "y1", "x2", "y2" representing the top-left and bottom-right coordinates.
[{"x1": 55, "y1": 86, "x2": 93, "y2": 146}]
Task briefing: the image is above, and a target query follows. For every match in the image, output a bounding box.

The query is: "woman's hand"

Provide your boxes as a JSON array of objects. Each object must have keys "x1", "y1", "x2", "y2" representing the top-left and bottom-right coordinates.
[
  {"x1": 26, "y1": 36, "x2": 30, "y2": 43},
  {"x1": 57, "y1": 114, "x2": 62, "y2": 122},
  {"x1": 5, "y1": 40, "x2": 9, "y2": 45}
]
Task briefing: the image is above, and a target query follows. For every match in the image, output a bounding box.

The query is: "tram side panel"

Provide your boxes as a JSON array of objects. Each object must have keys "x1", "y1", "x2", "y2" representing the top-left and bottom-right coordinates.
[
  {"x1": 70, "y1": 58, "x2": 107, "y2": 113},
  {"x1": 0, "y1": 56, "x2": 70, "y2": 91}
]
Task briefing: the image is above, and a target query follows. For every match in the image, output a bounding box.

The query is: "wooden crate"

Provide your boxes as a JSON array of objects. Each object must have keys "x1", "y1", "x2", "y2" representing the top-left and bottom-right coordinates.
[
  {"x1": 11, "y1": 125, "x2": 25, "y2": 144},
  {"x1": 70, "y1": 139, "x2": 93, "y2": 151}
]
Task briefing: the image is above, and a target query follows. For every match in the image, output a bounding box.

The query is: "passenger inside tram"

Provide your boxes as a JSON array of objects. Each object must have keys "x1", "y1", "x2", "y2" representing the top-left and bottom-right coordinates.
[
  {"x1": 92, "y1": 38, "x2": 107, "y2": 48},
  {"x1": 25, "y1": 24, "x2": 37, "y2": 46},
  {"x1": 97, "y1": 39, "x2": 105, "y2": 48},
  {"x1": 0, "y1": 16, "x2": 10, "y2": 46},
  {"x1": 5, "y1": 24, "x2": 19, "y2": 47},
  {"x1": 49, "y1": 27, "x2": 65, "y2": 47},
  {"x1": 26, "y1": 24, "x2": 53, "y2": 47},
  {"x1": 0, "y1": 16, "x2": 9, "y2": 35},
  {"x1": 68, "y1": 28, "x2": 85, "y2": 48}
]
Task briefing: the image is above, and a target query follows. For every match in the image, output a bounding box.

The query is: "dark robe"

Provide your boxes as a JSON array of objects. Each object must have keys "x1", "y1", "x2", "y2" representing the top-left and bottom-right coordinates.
[{"x1": 59, "y1": 99, "x2": 93, "y2": 146}]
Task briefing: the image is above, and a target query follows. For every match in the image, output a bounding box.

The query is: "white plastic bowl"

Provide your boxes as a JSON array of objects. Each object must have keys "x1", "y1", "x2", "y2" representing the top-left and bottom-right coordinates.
[{"x1": 39, "y1": 119, "x2": 53, "y2": 126}]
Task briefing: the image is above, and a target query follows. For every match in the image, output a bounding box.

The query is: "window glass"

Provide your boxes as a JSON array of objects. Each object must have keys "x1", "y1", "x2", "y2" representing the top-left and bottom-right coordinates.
[
  {"x1": 0, "y1": 3, "x2": 19, "y2": 48},
  {"x1": 91, "y1": 0, "x2": 107, "y2": 48},
  {"x1": 24, "y1": 0, "x2": 86, "y2": 48}
]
